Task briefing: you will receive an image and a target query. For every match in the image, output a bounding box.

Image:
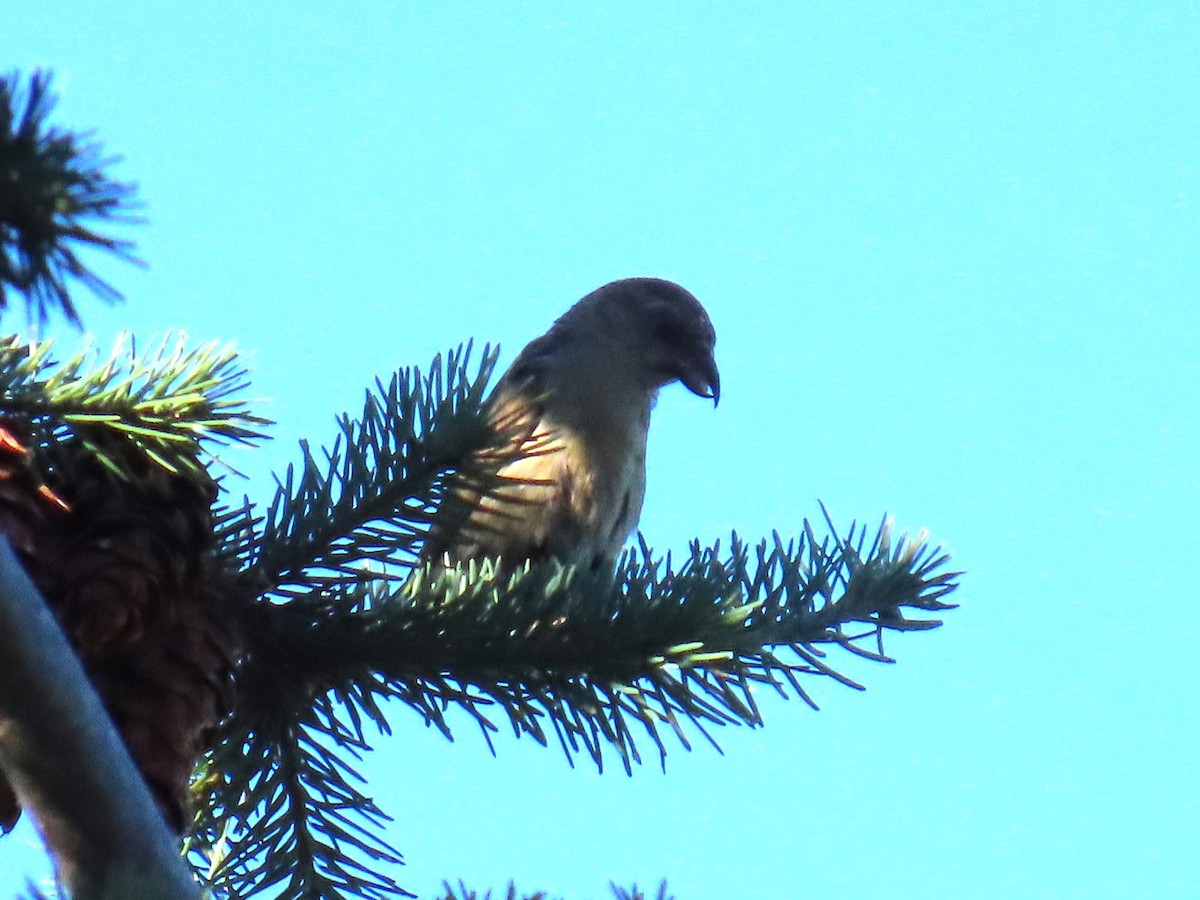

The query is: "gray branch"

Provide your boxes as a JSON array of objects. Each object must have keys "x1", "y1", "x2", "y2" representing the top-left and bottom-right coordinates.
[{"x1": 0, "y1": 537, "x2": 198, "y2": 899}]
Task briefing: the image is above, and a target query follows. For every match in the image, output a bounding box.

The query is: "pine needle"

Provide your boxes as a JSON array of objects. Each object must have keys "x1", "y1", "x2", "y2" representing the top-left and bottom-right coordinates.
[{"x1": 0, "y1": 331, "x2": 269, "y2": 483}]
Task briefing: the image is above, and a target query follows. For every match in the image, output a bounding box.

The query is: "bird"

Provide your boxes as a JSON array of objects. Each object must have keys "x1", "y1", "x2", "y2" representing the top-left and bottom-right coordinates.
[{"x1": 423, "y1": 277, "x2": 719, "y2": 574}]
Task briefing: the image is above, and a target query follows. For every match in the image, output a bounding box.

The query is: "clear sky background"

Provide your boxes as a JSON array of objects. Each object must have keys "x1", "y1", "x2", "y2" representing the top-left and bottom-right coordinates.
[{"x1": 3, "y1": 3, "x2": 1198, "y2": 898}]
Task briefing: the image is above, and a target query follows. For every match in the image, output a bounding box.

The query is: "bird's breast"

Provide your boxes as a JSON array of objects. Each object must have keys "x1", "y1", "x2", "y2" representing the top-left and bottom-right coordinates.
[{"x1": 542, "y1": 416, "x2": 647, "y2": 566}]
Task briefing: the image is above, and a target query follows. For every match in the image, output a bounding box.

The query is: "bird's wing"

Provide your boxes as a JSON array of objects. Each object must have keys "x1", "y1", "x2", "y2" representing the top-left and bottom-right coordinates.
[{"x1": 420, "y1": 362, "x2": 566, "y2": 567}]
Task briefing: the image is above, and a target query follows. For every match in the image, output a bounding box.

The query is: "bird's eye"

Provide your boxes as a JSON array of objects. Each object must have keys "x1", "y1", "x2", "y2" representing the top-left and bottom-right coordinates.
[{"x1": 651, "y1": 319, "x2": 680, "y2": 345}]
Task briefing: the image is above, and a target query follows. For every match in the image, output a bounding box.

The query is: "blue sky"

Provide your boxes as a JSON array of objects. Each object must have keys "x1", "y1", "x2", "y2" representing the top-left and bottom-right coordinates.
[{"x1": 3, "y1": 3, "x2": 1198, "y2": 897}]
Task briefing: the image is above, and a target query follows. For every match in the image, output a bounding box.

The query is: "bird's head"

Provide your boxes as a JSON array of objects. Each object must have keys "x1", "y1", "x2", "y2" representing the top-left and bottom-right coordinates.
[{"x1": 561, "y1": 277, "x2": 720, "y2": 406}]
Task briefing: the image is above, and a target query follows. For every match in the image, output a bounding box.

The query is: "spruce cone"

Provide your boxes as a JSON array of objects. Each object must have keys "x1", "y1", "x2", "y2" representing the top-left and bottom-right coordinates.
[{"x1": 0, "y1": 427, "x2": 241, "y2": 834}]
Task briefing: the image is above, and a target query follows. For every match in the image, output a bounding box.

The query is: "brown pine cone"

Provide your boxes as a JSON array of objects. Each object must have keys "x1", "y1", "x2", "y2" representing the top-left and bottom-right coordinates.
[{"x1": 0, "y1": 428, "x2": 242, "y2": 834}]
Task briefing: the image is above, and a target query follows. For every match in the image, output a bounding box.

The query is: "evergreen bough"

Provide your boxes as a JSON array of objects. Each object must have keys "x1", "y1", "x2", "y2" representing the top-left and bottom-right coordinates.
[{"x1": 0, "y1": 69, "x2": 961, "y2": 900}]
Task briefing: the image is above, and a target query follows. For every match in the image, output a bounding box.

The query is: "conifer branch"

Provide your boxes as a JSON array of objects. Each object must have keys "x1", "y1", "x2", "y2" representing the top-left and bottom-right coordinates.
[
  {"x1": 189, "y1": 346, "x2": 961, "y2": 900},
  {"x1": 0, "y1": 332, "x2": 269, "y2": 480},
  {"x1": 233, "y1": 519, "x2": 956, "y2": 771},
  {"x1": 243, "y1": 343, "x2": 498, "y2": 597},
  {"x1": 194, "y1": 700, "x2": 408, "y2": 900},
  {"x1": 0, "y1": 70, "x2": 143, "y2": 327},
  {"x1": 204, "y1": 499, "x2": 957, "y2": 896},
  {"x1": 435, "y1": 882, "x2": 672, "y2": 900}
]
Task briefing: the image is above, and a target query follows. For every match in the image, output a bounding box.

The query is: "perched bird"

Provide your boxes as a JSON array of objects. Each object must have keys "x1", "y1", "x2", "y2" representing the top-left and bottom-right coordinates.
[{"x1": 424, "y1": 277, "x2": 719, "y2": 573}]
